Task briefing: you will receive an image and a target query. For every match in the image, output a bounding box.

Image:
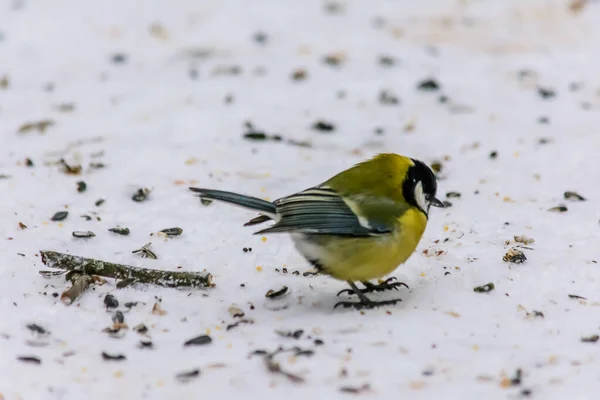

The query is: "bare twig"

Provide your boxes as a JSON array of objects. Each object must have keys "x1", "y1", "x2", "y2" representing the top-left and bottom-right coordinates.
[
  {"x1": 61, "y1": 273, "x2": 92, "y2": 305},
  {"x1": 40, "y1": 250, "x2": 212, "y2": 288}
]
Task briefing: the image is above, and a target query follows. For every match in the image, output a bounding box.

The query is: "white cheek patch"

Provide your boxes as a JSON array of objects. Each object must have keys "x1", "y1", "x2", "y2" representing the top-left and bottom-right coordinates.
[{"x1": 413, "y1": 181, "x2": 429, "y2": 213}]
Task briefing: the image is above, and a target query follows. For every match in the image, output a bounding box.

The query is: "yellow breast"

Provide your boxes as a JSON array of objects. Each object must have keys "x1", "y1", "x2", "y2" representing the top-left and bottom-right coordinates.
[{"x1": 293, "y1": 208, "x2": 428, "y2": 282}]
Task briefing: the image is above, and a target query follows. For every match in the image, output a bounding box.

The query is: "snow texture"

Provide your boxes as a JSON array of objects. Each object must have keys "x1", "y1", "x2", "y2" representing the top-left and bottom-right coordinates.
[{"x1": 1, "y1": 0, "x2": 600, "y2": 399}]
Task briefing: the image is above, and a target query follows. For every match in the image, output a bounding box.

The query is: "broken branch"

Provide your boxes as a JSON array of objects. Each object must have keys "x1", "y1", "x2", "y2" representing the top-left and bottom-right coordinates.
[{"x1": 40, "y1": 250, "x2": 212, "y2": 288}]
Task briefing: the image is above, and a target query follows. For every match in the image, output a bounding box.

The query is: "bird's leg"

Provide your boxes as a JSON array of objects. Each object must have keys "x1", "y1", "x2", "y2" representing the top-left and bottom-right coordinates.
[
  {"x1": 337, "y1": 277, "x2": 409, "y2": 297},
  {"x1": 334, "y1": 281, "x2": 402, "y2": 309}
]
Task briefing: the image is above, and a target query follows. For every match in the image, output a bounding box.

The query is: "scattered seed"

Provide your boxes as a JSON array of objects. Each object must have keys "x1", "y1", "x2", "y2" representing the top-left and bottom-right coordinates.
[
  {"x1": 151, "y1": 300, "x2": 167, "y2": 316},
  {"x1": 26, "y1": 324, "x2": 48, "y2": 335},
  {"x1": 417, "y1": 78, "x2": 440, "y2": 91},
  {"x1": 95, "y1": 199, "x2": 105, "y2": 207},
  {"x1": 442, "y1": 200, "x2": 453, "y2": 207},
  {"x1": 311, "y1": 120, "x2": 335, "y2": 132},
  {"x1": 89, "y1": 162, "x2": 106, "y2": 169},
  {"x1": 537, "y1": 87, "x2": 556, "y2": 99},
  {"x1": 489, "y1": 151, "x2": 498, "y2": 159},
  {"x1": 184, "y1": 335, "x2": 212, "y2": 347},
  {"x1": 340, "y1": 384, "x2": 371, "y2": 394},
  {"x1": 103, "y1": 294, "x2": 119, "y2": 309},
  {"x1": 160, "y1": 227, "x2": 183, "y2": 237},
  {"x1": 109, "y1": 227, "x2": 130, "y2": 235},
  {"x1": 242, "y1": 247, "x2": 253, "y2": 253},
  {"x1": 17, "y1": 120, "x2": 55, "y2": 134},
  {"x1": 50, "y1": 211, "x2": 68, "y2": 221},
  {"x1": 538, "y1": 116, "x2": 550, "y2": 124},
  {"x1": 503, "y1": 248, "x2": 527, "y2": 264},
  {"x1": 446, "y1": 192, "x2": 461, "y2": 199},
  {"x1": 72, "y1": 231, "x2": 95, "y2": 238},
  {"x1": 80, "y1": 214, "x2": 92, "y2": 221},
  {"x1": 228, "y1": 306, "x2": 245, "y2": 318},
  {"x1": 138, "y1": 340, "x2": 153, "y2": 349},
  {"x1": 101, "y1": 352, "x2": 126, "y2": 361},
  {"x1": 548, "y1": 205, "x2": 568, "y2": 213},
  {"x1": 568, "y1": 294, "x2": 587, "y2": 300},
  {"x1": 527, "y1": 310, "x2": 544, "y2": 318},
  {"x1": 200, "y1": 198, "x2": 213, "y2": 206},
  {"x1": 17, "y1": 356, "x2": 41, "y2": 365},
  {"x1": 133, "y1": 324, "x2": 148, "y2": 335},
  {"x1": 378, "y1": 55, "x2": 396, "y2": 66},
  {"x1": 266, "y1": 286, "x2": 288, "y2": 298},
  {"x1": 132, "y1": 242, "x2": 157, "y2": 259},
  {"x1": 252, "y1": 31, "x2": 268, "y2": 44},
  {"x1": 314, "y1": 339, "x2": 324, "y2": 346},
  {"x1": 226, "y1": 319, "x2": 254, "y2": 331},
  {"x1": 132, "y1": 188, "x2": 150, "y2": 202},
  {"x1": 564, "y1": 191, "x2": 585, "y2": 201},
  {"x1": 514, "y1": 235, "x2": 535, "y2": 245},
  {"x1": 59, "y1": 159, "x2": 82, "y2": 175},
  {"x1": 76, "y1": 181, "x2": 87, "y2": 192},
  {"x1": 510, "y1": 369, "x2": 523, "y2": 386},
  {"x1": 275, "y1": 330, "x2": 304, "y2": 339},
  {"x1": 323, "y1": 53, "x2": 344, "y2": 66},
  {"x1": 18, "y1": 222, "x2": 27, "y2": 229},
  {"x1": 581, "y1": 335, "x2": 599, "y2": 343},
  {"x1": 473, "y1": 283, "x2": 495, "y2": 293},
  {"x1": 379, "y1": 90, "x2": 400, "y2": 105},
  {"x1": 110, "y1": 53, "x2": 128, "y2": 64},
  {"x1": 175, "y1": 369, "x2": 201, "y2": 383},
  {"x1": 112, "y1": 311, "x2": 125, "y2": 324},
  {"x1": 303, "y1": 271, "x2": 319, "y2": 277},
  {"x1": 291, "y1": 69, "x2": 308, "y2": 81}
]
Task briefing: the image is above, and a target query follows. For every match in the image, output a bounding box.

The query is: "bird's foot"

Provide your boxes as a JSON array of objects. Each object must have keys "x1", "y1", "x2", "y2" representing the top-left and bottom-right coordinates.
[
  {"x1": 334, "y1": 298, "x2": 402, "y2": 310},
  {"x1": 336, "y1": 277, "x2": 408, "y2": 297}
]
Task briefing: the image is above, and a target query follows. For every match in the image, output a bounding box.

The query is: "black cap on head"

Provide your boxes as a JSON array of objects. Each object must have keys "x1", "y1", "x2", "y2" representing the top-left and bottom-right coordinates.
[{"x1": 402, "y1": 159, "x2": 444, "y2": 215}]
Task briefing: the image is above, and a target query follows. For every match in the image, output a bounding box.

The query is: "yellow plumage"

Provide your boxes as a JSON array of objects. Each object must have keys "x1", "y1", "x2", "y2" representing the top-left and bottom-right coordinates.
[{"x1": 190, "y1": 153, "x2": 443, "y2": 309}]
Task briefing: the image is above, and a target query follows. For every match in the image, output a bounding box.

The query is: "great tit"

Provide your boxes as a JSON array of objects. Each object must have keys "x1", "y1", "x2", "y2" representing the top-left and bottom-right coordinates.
[{"x1": 190, "y1": 153, "x2": 444, "y2": 309}]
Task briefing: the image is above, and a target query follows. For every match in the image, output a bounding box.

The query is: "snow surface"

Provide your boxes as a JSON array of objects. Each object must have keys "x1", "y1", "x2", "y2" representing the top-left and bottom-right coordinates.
[{"x1": 1, "y1": 0, "x2": 600, "y2": 399}]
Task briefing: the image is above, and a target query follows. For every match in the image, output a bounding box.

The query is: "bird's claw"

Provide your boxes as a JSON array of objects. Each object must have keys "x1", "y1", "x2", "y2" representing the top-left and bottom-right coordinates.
[
  {"x1": 334, "y1": 299, "x2": 402, "y2": 310},
  {"x1": 336, "y1": 278, "x2": 409, "y2": 297}
]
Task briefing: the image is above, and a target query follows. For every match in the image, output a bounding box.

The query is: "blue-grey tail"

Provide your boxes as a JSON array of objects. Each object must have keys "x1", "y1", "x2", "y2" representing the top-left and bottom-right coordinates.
[{"x1": 189, "y1": 187, "x2": 277, "y2": 215}]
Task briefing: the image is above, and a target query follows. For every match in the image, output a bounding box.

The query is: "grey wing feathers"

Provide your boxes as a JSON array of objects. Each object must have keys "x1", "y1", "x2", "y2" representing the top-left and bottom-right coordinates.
[{"x1": 254, "y1": 188, "x2": 392, "y2": 236}]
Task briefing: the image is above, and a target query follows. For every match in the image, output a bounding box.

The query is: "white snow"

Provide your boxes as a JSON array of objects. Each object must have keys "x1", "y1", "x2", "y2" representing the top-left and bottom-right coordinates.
[{"x1": 1, "y1": 0, "x2": 600, "y2": 398}]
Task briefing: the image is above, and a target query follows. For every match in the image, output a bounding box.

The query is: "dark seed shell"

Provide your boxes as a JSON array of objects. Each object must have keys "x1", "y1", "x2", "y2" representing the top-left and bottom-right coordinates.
[
  {"x1": 311, "y1": 120, "x2": 335, "y2": 132},
  {"x1": 17, "y1": 356, "x2": 41, "y2": 364},
  {"x1": 72, "y1": 231, "x2": 95, "y2": 238},
  {"x1": 112, "y1": 311, "x2": 125, "y2": 324},
  {"x1": 564, "y1": 191, "x2": 586, "y2": 201},
  {"x1": 265, "y1": 286, "x2": 288, "y2": 298},
  {"x1": 473, "y1": 283, "x2": 495, "y2": 293},
  {"x1": 160, "y1": 227, "x2": 183, "y2": 237},
  {"x1": 184, "y1": 335, "x2": 212, "y2": 347},
  {"x1": 51, "y1": 211, "x2": 68, "y2": 221},
  {"x1": 417, "y1": 79, "x2": 440, "y2": 91},
  {"x1": 109, "y1": 227, "x2": 130, "y2": 235},
  {"x1": 581, "y1": 335, "x2": 599, "y2": 343},
  {"x1": 103, "y1": 294, "x2": 119, "y2": 309},
  {"x1": 101, "y1": 352, "x2": 126, "y2": 361},
  {"x1": 548, "y1": 205, "x2": 568, "y2": 213},
  {"x1": 76, "y1": 181, "x2": 87, "y2": 192},
  {"x1": 175, "y1": 368, "x2": 200, "y2": 382}
]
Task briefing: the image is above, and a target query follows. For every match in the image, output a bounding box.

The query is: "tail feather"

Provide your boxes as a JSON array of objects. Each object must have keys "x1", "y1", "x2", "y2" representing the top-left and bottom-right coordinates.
[{"x1": 189, "y1": 187, "x2": 277, "y2": 216}]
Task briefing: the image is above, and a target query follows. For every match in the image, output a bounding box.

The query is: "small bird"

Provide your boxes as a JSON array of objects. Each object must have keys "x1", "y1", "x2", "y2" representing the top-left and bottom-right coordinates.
[{"x1": 190, "y1": 153, "x2": 443, "y2": 309}]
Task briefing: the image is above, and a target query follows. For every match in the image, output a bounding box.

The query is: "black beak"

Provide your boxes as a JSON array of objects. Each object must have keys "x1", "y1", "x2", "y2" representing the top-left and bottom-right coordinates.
[{"x1": 428, "y1": 195, "x2": 445, "y2": 208}]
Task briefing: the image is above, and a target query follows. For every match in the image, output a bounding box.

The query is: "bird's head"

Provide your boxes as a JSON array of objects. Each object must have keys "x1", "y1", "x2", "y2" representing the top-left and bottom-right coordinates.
[{"x1": 402, "y1": 159, "x2": 444, "y2": 216}]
